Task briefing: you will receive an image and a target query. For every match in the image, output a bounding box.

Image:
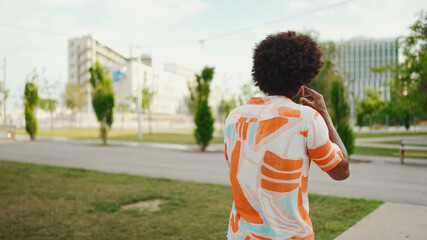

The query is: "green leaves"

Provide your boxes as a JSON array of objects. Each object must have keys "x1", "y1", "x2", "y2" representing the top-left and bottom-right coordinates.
[
  {"x1": 65, "y1": 82, "x2": 86, "y2": 112},
  {"x1": 39, "y1": 98, "x2": 57, "y2": 112},
  {"x1": 24, "y1": 82, "x2": 39, "y2": 140},
  {"x1": 24, "y1": 82, "x2": 39, "y2": 107},
  {"x1": 89, "y1": 62, "x2": 115, "y2": 145},
  {"x1": 194, "y1": 67, "x2": 215, "y2": 151}
]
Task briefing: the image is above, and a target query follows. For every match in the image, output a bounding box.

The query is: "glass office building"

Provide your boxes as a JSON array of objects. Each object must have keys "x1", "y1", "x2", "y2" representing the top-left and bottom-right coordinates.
[{"x1": 334, "y1": 38, "x2": 399, "y2": 120}]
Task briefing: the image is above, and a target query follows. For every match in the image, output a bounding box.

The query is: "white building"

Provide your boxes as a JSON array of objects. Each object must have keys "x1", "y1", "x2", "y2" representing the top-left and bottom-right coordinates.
[
  {"x1": 111, "y1": 60, "x2": 194, "y2": 115},
  {"x1": 334, "y1": 37, "x2": 399, "y2": 119},
  {"x1": 68, "y1": 35, "x2": 127, "y2": 112}
]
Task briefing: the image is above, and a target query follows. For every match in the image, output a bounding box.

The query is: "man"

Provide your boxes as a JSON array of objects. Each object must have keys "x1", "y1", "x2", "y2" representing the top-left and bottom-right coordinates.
[{"x1": 224, "y1": 31, "x2": 350, "y2": 240}]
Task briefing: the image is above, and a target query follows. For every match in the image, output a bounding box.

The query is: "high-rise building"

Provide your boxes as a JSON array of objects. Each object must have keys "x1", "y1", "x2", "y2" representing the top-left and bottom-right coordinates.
[
  {"x1": 334, "y1": 37, "x2": 399, "y2": 119},
  {"x1": 68, "y1": 35, "x2": 127, "y2": 112}
]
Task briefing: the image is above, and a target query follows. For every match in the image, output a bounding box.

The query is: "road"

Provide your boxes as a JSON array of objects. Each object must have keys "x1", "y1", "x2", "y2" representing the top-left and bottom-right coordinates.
[
  {"x1": 1, "y1": 139, "x2": 427, "y2": 205},
  {"x1": 356, "y1": 136, "x2": 427, "y2": 150}
]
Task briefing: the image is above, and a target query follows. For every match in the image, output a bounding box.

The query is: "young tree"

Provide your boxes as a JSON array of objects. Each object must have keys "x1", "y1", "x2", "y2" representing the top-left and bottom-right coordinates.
[
  {"x1": 186, "y1": 80, "x2": 198, "y2": 115},
  {"x1": 194, "y1": 67, "x2": 215, "y2": 151},
  {"x1": 39, "y1": 98, "x2": 58, "y2": 131},
  {"x1": 0, "y1": 84, "x2": 8, "y2": 125},
  {"x1": 357, "y1": 87, "x2": 386, "y2": 130},
  {"x1": 371, "y1": 11, "x2": 427, "y2": 130},
  {"x1": 330, "y1": 78, "x2": 355, "y2": 155},
  {"x1": 309, "y1": 60, "x2": 334, "y2": 108},
  {"x1": 141, "y1": 77, "x2": 156, "y2": 135},
  {"x1": 40, "y1": 78, "x2": 59, "y2": 131},
  {"x1": 24, "y1": 77, "x2": 39, "y2": 140},
  {"x1": 238, "y1": 83, "x2": 260, "y2": 105},
  {"x1": 89, "y1": 62, "x2": 115, "y2": 145},
  {"x1": 116, "y1": 103, "x2": 130, "y2": 130},
  {"x1": 217, "y1": 98, "x2": 237, "y2": 131},
  {"x1": 64, "y1": 82, "x2": 86, "y2": 127}
]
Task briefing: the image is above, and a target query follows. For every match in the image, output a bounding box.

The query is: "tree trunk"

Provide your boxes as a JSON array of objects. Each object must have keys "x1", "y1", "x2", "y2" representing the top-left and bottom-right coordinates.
[
  {"x1": 50, "y1": 110, "x2": 54, "y2": 132},
  {"x1": 122, "y1": 112, "x2": 125, "y2": 130},
  {"x1": 102, "y1": 126, "x2": 107, "y2": 146},
  {"x1": 148, "y1": 110, "x2": 152, "y2": 135},
  {"x1": 101, "y1": 120, "x2": 107, "y2": 146}
]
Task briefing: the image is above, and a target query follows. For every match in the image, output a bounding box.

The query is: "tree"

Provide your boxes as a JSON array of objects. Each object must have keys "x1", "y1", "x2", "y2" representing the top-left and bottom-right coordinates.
[
  {"x1": 330, "y1": 78, "x2": 355, "y2": 155},
  {"x1": 64, "y1": 82, "x2": 86, "y2": 127},
  {"x1": 39, "y1": 98, "x2": 58, "y2": 131},
  {"x1": 40, "y1": 78, "x2": 59, "y2": 131},
  {"x1": 116, "y1": 103, "x2": 130, "y2": 130},
  {"x1": 309, "y1": 60, "x2": 334, "y2": 108},
  {"x1": 218, "y1": 98, "x2": 237, "y2": 131},
  {"x1": 89, "y1": 62, "x2": 115, "y2": 145},
  {"x1": 372, "y1": 11, "x2": 427, "y2": 130},
  {"x1": 0, "y1": 84, "x2": 8, "y2": 125},
  {"x1": 356, "y1": 88, "x2": 386, "y2": 130},
  {"x1": 24, "y1": 76, "x2": 39, "y2": 140},
  {"x1": 141, "y1": 77, "x2": 156, "y2": 135},
  {"x1": 239, "y1": 83, "x2": 260, "y2": 105},
  {"x1": 194, "y1": 67, "x2": 215, "y2": 151},
  {"x1": 186, "y1": 80, "x2": 198, "y2": 115}
]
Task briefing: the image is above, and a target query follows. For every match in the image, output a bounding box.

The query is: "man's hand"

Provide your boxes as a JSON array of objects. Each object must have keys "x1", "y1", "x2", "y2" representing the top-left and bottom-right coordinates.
[
  {"x1": 299, "y1": 86, "x2": 350, "y2": 180},
  {"x1": 299, "y1": 86, "x2": 328, "y2": 116}
]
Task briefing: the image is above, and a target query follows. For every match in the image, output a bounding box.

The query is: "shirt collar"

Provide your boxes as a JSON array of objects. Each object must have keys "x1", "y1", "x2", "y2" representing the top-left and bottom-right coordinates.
[{"x1": 246, "y1": 95, "x2": 292, "y2": 105}]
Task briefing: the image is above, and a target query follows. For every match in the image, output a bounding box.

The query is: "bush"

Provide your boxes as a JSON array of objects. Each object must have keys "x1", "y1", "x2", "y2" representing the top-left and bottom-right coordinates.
[
  {"x1": 337, "y1": 122, "x2": 355, "y2": 155},
  {"x1": 194, "y1": 100, "x2": 214, "y2": 152},
  {"x1": 24, "y1": 82, "x2": 39, "y2": 140}
]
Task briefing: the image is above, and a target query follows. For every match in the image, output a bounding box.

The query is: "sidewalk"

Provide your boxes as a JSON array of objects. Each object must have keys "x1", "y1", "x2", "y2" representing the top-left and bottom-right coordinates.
[
  {"x1": 356, "y1": 136, "x2": 427, "y2": 150},
  {"x1": 335, "y1": 202, "x2": 427, "y2": 240},
  {"x1": 3, "y1": 138, "x2": 427, "y2": 239}
]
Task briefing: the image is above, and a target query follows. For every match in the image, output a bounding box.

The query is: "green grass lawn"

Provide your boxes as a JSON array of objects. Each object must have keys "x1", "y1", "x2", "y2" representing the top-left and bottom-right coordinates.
[
  {"x1": 0, "y1": 160, "x2": 382, "y2": 240},
  {"x1": 354, "y1": 131, "x2": 427, "y2": 138},
  {"x1": 354, "y1": 146, "x2": 427, "y2": 158},
  {"x1": 16, "y1": 128, "x2": 224, "y2": 145}
]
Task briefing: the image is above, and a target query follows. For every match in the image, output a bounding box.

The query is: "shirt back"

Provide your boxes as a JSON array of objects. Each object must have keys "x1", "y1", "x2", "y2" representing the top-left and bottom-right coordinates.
[{"x1": 224, "y1": 96, "x2": 343, "y2": 240}]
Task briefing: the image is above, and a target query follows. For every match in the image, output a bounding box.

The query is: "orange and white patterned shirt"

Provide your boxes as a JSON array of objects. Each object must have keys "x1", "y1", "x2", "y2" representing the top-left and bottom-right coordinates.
[{"x1": 224, "y1": 95, "x2": 344, "y2": 240}]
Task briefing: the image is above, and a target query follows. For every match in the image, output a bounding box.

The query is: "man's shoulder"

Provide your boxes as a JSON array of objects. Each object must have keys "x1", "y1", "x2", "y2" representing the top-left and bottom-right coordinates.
[{"x1": 272, "y1": 100, "x2": 317, "y2": 121}]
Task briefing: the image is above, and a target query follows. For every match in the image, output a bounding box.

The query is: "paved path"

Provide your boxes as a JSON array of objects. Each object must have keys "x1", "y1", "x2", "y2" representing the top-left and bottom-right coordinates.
[
  {"x1": 356, "y1": 136, "x2": 427, "y2": 150},
  {"x1": 2, "y1": 139, "x2": 427, "y2": 239},
  {"x1": 336, "y1": 202, "x2": 427, "y2": 240},
  {"x1": 1, "y1": 139, "x2": 427, "y2": 205}
]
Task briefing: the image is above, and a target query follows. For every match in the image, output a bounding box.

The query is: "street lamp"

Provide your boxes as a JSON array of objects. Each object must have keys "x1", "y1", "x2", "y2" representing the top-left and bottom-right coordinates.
[{"x1": 131, "y1": 46, "x2": 143, "y2": 140}]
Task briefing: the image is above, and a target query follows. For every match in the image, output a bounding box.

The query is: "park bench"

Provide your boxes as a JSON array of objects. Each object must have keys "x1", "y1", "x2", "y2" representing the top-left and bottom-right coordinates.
[
  {"x1": 0, "y1": 125, "x2": 16, "y2": 140},
  {"x1": 400, "y1": 137, "x2": 427, "y2": 164}
]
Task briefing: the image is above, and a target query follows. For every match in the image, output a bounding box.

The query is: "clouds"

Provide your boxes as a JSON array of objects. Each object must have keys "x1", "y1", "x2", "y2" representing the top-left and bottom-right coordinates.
[{"x1": 1, "y1": 0, "x2": 427, "y2": 108}]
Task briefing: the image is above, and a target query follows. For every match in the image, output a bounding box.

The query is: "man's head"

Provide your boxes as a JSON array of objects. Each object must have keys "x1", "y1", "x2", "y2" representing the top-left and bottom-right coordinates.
[{"x1": 252, "y1": 31, "x2": 323, "y2": 98}]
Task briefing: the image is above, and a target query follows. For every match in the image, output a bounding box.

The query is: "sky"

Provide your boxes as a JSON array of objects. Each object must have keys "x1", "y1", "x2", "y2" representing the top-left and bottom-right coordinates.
[{"x1": 0, "y1": 0, "x2": 426, "y2": 109}]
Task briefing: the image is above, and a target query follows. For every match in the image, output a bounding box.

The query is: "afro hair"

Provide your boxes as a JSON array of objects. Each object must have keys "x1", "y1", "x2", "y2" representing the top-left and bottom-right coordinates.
[{"x1": 252, "y1": 31, "x2": 323, "y2": 97}]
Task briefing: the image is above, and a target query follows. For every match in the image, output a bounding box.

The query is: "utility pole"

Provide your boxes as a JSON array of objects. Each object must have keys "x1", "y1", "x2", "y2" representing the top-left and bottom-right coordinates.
[
  {"x1": 132, "y1": 47, "x2": 143, "y2": 140},
  {"x1": 2, "y1": 58, "x2": 6, "y2": 125}
]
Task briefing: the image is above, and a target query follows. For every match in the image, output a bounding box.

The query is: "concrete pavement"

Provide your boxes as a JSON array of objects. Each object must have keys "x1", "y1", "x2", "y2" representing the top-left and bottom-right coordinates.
[
  {"x1": 1, "y1": 139, "x2": 427, "y2": 239},
  {"x1": 356, "y1": 136, "x2": 427, "y2": 150},
  {"x1": 336, "y1": 202, "x2": 427, "y2": 240},
  {"x1": 1, "y1": 139, "x2": 427, "y2": 205}
]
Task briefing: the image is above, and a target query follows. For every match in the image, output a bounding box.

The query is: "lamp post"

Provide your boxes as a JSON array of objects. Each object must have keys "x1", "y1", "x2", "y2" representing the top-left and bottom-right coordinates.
[
  {"x1": 131, "y1": 47, "x2": 143, "y2": 140},
  {"x1": 2, "y1": 58, "x2": 6, "y2": 125}
]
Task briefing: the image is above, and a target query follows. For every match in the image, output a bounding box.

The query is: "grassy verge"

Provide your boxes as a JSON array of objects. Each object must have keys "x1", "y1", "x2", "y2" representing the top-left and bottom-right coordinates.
[
  {"x1": 16, "y1": 128, "x2": 224, "y2": 145},
  {"x1": 354, "y1": 132, "x2": 427, "y2": 138},
  {"x1": 0, "y1": 160, "x2": 382, "y2": 240},
  {"x1": 354, "y1": 146, "x2": 427, "y2": 158}
]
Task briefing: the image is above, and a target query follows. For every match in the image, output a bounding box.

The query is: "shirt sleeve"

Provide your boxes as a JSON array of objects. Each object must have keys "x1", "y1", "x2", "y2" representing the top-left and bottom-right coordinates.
[{"x1": 306, "y1": 111, "x2": 344, "y2": 172}]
